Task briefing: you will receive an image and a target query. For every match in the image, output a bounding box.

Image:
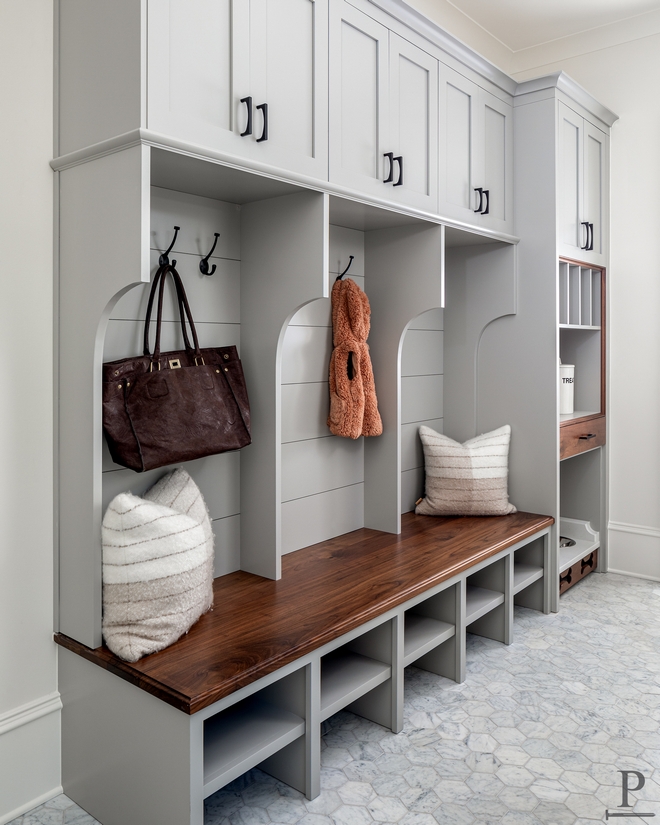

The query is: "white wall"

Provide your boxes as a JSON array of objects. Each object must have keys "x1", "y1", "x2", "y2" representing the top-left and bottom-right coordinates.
[{"x1": 0, "y1": 1, "x2": 61, "y2": 822}]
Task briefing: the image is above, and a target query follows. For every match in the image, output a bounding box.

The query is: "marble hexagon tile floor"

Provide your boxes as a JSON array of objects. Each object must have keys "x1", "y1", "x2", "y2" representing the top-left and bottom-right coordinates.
[{"x1": 11, "y1": 572, "x2": 660, "y2": 825}]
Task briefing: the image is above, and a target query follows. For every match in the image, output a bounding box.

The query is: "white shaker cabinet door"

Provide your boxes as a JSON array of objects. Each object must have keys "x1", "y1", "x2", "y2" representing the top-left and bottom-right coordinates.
[
  {"x1": 480, "y1": 89, "x2": 513, "y2": 235},
  {"x1": 329, "y1": 0, "x2": 390, "y2": 198},
  {"x1": 388, "y1": 33, "x2": 438, "y2": 213},
  {"x1": 246, "y1": 0, "x2": 328, "y2": 179},
  {"x1": 147, "y1": 0, "x2": 250, "y2": 156},
  {"x1": 582, "y1": 119, "x2": 608, "y2": 266},
  {"x1": 557, "y1": 101, "x2": 585, "y2": 258},
  {"x1": 438, "y1": 66, "x2": 479, "y2": 224},
  {"x1": 557, "y1": 101, "x2": 608, "y2": 265},
  {"x1": 147, "y1": 0, "x2": 327, "y2": 180},
  {"x1": 438, "y1": 65, "x2": 513, "y2": 234}
]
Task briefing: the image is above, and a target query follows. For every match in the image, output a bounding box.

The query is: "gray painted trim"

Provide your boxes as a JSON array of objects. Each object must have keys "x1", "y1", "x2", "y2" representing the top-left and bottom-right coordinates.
[
  {"x1": 514, "y1": 72, "x2": 618, "y2": 127},
  {"x1": 367, "y1": 0, "x2": 517, "y2": 96},
  {"x1": 49, "y1": 129, "x2": 521, "y2": 245}
]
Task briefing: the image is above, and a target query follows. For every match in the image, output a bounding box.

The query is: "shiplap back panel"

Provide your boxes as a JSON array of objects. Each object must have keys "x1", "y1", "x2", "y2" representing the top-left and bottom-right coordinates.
[
  {"x1": 281, "y1": 226, "x2": 365, "y2": 554},
  {"x1": 400, "y1": 309, "x2": 444, "y2": 513},
  {"x1": 103, "y1": 187, "x2": 242, "y2": 577}
]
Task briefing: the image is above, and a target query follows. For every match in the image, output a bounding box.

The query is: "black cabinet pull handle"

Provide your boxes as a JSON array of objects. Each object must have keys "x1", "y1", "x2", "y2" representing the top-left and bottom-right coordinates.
[
  {"x1": 580, "y1": 221, "x2": 590, "y2": 250},
  {"x1": 393, "y1": 155, "x2": 403, "y2": 187},
  {"x1": 578, "y1": 433, "x2": 597, "y2": 440},
  {"x1": 240, "y1": 96, "x2": 253, "y2": 137},
  {"x1": 383, "y1": 152, "x2": 394, "y2": 183},
  {"x1": 482, "y1": 188, "x2": 490, "y2": 215},
  {"x1": 587, "y1": 222, "x2": 594, "y2": 251},
  {"x1": 474, "y1": 187, "x2": 484, "y2": 213},
  {"x1": 256, "y1": 103, "x2": 269, "y2": 142}
]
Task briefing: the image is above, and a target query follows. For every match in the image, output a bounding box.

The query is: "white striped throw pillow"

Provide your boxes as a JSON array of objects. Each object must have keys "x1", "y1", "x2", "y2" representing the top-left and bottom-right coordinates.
[
  {"x1": 415, "y1": 425, "x2": 517, "y2": 517},
  {"x1": 102, "y1": 468, "x2": 214, "y2": 662}
]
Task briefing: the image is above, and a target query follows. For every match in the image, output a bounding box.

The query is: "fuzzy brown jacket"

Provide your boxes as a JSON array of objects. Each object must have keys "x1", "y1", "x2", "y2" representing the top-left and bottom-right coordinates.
[{"x1": 327, "y1": 278, "x2": 382, "y2": 439}]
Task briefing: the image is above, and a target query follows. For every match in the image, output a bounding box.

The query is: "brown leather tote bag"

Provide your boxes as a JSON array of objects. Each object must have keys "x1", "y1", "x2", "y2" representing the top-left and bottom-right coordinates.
[{"x1": 102, "y1": 264, "x2": 251, "y2": 472}]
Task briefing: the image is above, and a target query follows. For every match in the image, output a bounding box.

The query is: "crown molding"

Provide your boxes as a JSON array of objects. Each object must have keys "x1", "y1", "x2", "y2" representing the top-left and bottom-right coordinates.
[
  {"x1": 367, "y1": 0, "x2": 517, "y2": 95},
  {"x1": 515, "y1": 71, "x2": 618, "y2": 126}
]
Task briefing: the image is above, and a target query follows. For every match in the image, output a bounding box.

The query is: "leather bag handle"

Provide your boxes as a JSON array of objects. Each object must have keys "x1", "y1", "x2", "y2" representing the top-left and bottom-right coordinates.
[
  {"x1": 143, "y1": 264, "x2": 202, "y2": 362},
  {"x1": 143, "y1": 266, "x2": 198, "y2": 356}
]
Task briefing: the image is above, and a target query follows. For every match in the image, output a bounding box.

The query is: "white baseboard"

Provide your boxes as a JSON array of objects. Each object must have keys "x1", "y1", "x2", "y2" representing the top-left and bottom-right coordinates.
[
  {"x1": 0, "y1": 786, "x2": 63, "y2": 825},
  {"x1": 0, "y1": 692, "x2": 62, "y2": 824},
  {"x1": 608, "y1": 521, "x2": 660, "y2": 582}
]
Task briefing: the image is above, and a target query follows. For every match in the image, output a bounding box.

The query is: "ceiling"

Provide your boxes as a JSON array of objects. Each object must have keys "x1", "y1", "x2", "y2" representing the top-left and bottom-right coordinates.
[{"x1": 443, "y1": 0, "x2": 660, "y2": 51}]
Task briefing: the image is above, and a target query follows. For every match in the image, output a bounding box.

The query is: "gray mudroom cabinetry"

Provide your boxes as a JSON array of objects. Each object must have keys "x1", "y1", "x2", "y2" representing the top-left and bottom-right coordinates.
[{"x1": 53, "y1": 2, "x2": 615, "y2": 823}]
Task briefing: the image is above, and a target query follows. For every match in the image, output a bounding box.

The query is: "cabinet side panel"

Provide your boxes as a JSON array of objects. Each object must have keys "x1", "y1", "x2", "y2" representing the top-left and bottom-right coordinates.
[
  {"x1": 364, "y1": 224, "x2": 444, "y2": 533},
  {"x1": 58, "y1": 146, "x2": 149, "y2": 646},
  {"x1": 60, "y1": 648, "x2": 195, "y2": 825},
  {"x1": 240, "y1": 191, "x2": 328, "y2": 578},
  {"x1": 57, "y1": 0, "x2": 143, "y2": 155}
]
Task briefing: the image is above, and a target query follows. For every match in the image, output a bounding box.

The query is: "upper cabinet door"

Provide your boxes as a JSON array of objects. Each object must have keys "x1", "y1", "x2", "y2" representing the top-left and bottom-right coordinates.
[
  {"x1": 247, "y1": 0, "x2": 328, "y2": 179},
  {"x1": 438, "y1": 66, "x2": 478, "y2": 222},
  {"x1": 557, "y1": 102, "x2": 584, "y2": 256},
  {"x1": 147, "y1": 0, "x2": 328, "y2": 180},
  {"x1": 481, "y1": 89, "x2": 513, "y2": 234},
  {"x1": 583, "y1": 120, "x2": 608, "y2": 265},
  {"x1": 557, "y1": 101, "x2": 607, "y2": 265},
  {"x1": 438, "y1": 65, "x2": 513, "y2": 234},
  {"x1": 388, "y1": 33, "x2": 438, "y2": 213},
  {"x1": 147, "y1": 0, "x2": 249, "y2": 156},
  {"x1": 329, "y1": 0, "x2": 390, "y2": 197},
  {"x1": 329, "y1": 2, "x2": 438, "y2": 210}
]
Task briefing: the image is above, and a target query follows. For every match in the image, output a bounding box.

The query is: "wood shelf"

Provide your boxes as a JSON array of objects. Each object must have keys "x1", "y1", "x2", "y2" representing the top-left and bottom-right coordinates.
[
  {"x1": 513, "y1": 563, "x2": 544, "y2": 594},
  {"x1": 466, "y1": 586, "x2": 504, "y2": 625},
  {"x1": 320, "y1": 651, "x2": 391, "y2": 721},
  {"x1": 403, "y1": 614, "x2": 455, "y2": 667},
  {"x1": 204, "y1": 699, "x2": 305, "y2": 797}
]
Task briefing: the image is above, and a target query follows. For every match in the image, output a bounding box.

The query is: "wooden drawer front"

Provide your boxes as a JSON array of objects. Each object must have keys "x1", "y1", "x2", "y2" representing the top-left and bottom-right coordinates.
[
  {"x1": 560, "y1": 416, "x2": 605, "y2": 460},
  {"x1": 559, "y1": 548, "x2": 598, "y2": 594}
]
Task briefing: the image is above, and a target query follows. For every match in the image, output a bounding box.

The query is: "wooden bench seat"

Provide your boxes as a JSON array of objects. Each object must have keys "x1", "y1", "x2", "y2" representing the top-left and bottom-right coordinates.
[{"x1": 56, "y1": 510, "x2": 553, "y2": 715}]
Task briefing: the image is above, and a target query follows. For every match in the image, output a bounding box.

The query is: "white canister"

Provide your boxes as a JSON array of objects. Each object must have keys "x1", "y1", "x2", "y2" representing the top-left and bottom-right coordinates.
[{"x1": 560, "y1": 363, "x2": 575, "y2": 415}]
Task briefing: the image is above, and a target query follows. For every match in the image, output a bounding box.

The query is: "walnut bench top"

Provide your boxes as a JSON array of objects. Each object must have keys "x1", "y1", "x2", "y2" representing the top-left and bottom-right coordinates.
[{"x1": 55, "y1": 510, "x2": 553, "y2": 714}]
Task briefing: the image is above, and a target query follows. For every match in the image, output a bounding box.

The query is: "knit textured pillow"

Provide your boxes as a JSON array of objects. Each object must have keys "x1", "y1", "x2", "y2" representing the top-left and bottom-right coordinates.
[
  {"x1": 102, "y1": 468, "x2": 214, "y2": 662},
  {"x1": 415, "y1": 425, "x2": 517, "y2": 517}
]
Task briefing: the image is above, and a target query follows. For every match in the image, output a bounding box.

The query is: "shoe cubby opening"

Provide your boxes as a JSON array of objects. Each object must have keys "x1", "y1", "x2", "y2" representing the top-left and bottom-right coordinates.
[
  {"x1": 320, "y1": 619, "x2": 393, "y2": 727},
  {"x1": 466, "y1": 557, "x2": 509, "y2": 643},
  {"x1": 403, "y1": 584, "x2": 458, "y2": 680},
  {"x1": 513, "y1": 537, "x2": 546, "y2": 611},
  {"x1": 203, "y1": 667, "x2": 308, "y2": 800}
]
